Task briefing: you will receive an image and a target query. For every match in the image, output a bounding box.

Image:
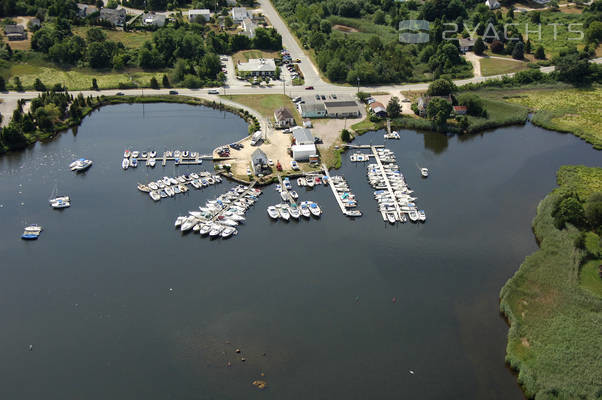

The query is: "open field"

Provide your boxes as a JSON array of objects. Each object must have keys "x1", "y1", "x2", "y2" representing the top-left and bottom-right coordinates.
[
  {"x1": 221, "y1": 94, "x2": 300, "y2": 125},
  {"x1": 72, "y1": 27, "x2": 152, "y2": 48},
  {"x1": 499, "y1": 165, "x2": 602, "y2": 399},
  {"x1": 580, "y1": 259, "x2": 602, "y2": 297},
  {"x1": 326, "y1": 15, "x2": 399, "y2": 42},
  {"x1": 503, "y1": 87, "x2": 602, "y2": 149},
  {"x1": 479, "y1": 57, "x2": 528, "y2": 76}
]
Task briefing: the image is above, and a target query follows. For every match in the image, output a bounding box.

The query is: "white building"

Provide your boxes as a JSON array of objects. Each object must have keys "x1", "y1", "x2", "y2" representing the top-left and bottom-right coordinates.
[
  {"x1": 241, "y1": 17, "x2": 257, "y2": 38},
  {"x1": 485, "y1": 0, "x2": 500, "y2": 9},
  {"x1": 238, "y1": 58, "x2": 277, "y2": 76},
  {"x1": 231, "y1": 7, "x2": 250, "y2": 22},
  {"x1": 292, "y1": 144, "x2": 317, "y2": 161},
  {"x1": 189, "y1": 9, "x2": 211, "y2": 22}
]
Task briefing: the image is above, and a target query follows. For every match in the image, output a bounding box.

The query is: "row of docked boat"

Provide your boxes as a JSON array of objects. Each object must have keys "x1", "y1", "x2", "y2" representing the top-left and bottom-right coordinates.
[
  {"x1": 174, "y1": 185, "x2": 262, "y2": 239},
  {"x1": 384, "y1": 131, "x2": 400, "y2": 140},
  {"x1": 122, "y1": 157, "x2": 153, "y2": 169},
  {"x1": 330, "y1": 175, "x2": 360, "y2": 211},
  {"x1": 350, "y1": 153, "x2": 370, "y2": 162},
  {"x1": 137, "y1": 172, "x2": 222, "y2": 201},
  {"x1": 296, "y1": 175, "x2": 328, "y2": 188},
  {"x1": 267, "y1": 201, "x2": 322, "y2": 221}
]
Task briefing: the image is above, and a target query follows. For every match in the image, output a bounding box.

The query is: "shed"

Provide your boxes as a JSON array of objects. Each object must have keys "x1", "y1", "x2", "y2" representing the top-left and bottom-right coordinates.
[
  {"x1": 274, "y1": 107, "x2": 295, "y2": 128},
  {"x1": 292, "y1": 144, "x2": 317, "y2": 161},
  {"x1": 370, "y1": 101, "x2": 387, "y2": 117}
]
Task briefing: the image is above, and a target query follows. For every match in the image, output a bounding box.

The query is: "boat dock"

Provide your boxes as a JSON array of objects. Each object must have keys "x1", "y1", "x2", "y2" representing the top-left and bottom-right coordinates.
[
  {"x1": 207, "y1": 181, "x2": 257, "y2": 223},
  {"x1": 322, "y1": 164, "x2": 347, "y2": 215},
  {"x1": 371, "y1": 146, "x2": 403, "y2": 222},
  {"x1": 276, "y1": 175, "x2": 294, "y2": 204},
  {"x1": 321, "y1": 164, "x2": 361, "y2": 217}
]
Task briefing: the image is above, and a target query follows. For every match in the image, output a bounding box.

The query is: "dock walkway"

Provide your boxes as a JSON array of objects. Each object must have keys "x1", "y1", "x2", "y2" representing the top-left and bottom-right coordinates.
[
  {"x1": 322, "y1": 164, "x2": 349, "y2": 216},
  {"x1": 370, "y1": 146, "x2": 403, "y2": 221}
]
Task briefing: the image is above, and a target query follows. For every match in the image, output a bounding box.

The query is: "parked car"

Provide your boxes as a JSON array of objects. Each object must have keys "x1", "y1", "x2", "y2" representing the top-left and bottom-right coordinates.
[
  {"x1": 315, "y1": 94, "x2": 320, "y2": 100},
  {"x1": 295, "y1": 58, "x2": 301, "y2": 63},
  {"x1": 402, "y1": 98, "x2": 410, "y2": 103},
  {"x1": 208, "y1": 89, "x2": 219, "y2": 94},
  {"x1": 320, "y1": 95, "x2": 326, "y2": 100},
  {"x1": 331, "y1": 94, "x2": 337, "y2": 99},
  {"x1": 169, "y1": 90, "x2": 179, "y2": 95},
  {"x1": 293, "y1": 97, "x2": 302, "y2": 102},
  {"x1": 116, "y1": 92, "x2": 125, "y2": 96},
  {"x1": 291, "y1": 160, "x2": 299, "y2": 170},
  {"x1": 305, "y1": 86, "x2": 314, "y2": 90},
  {"x1": 314, "y1": 136, "x2": 323, "y2": 144},
  {"x1": 268, "y1": 159, "x2": 274, "y2": 166}
]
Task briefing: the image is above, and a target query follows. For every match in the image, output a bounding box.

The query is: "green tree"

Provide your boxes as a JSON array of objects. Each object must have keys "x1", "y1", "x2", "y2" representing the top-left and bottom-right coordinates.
[
  {"x1": 320, "y1": 20, "x2": 331, "y2": 34},
  {"x1": 535, "y1": 45, "x2": 546, "y2": 60},
  {"x1": 530, "y1": 12, "x2": 541, "y2": 24},
  {"x1": 14, "y1": 76, "x2": 23, "y2": 91},
  {"x1": 1, "y1": 125, "x2": 28, "y2": 150},
  {"x1": 525, "y1": 39, "x2": 531, "y2": 54},
  {"x1": 552, "y1": 195, "x2": 586, "y2": 229},
  {"x1": 34, "y1": 78, "x2": 46, "y2": 92},
  {"x1": 86, "y1": 27, "x2": 107, "y2": 43},
  {"x1": 386, "y1": 96, "x2": 402, "y2": 119},
  {"x1": 474, "y1": 37, "x2": 486, "y2": 55},
  {"x1": 341, "y1": 129, "x2": 352, "y2": 142},
  {"x1": 225, "y1": 16, "x2": 233, "y2": 28},
  {"x1": 512, "y1": 41, "x2": 524, "y2": 60},
  {"x1": 0, "y1": 76, "x2": 6, "y2": 91},
  {"x1": 373, "y1": 10, "x2": 386, "y2": 25},
  {"x1": 426, "y1": 78, "x2": 456, "y2": 96},
  {"x1": 88, "y1": 42, "x2": 113, "y2": 69},
  {"x1": 585, "y1": 21, "x2": 602, "y2": 45},
  {"x1": 326, "y1": 59, "x2": 347, "y2": 82},
  {"x1": 426, "y1": 97, "x2": 452, "y2": 127},
  {"x1": 91, "y1": 78, "x2": 99, "y2": 90},
  {"x1": 356, "y1": 91, "x2": 369, "y2": 102},
  {"x1": 584, "y1": 192, "x2": 602, "y2": 232},
  {"x1": 162, "y1": 74, "x2": 171, "y2": 88},
  {"x1": 457, "y1": 93, "x2": 487, "y2": 118},
  {"x1": 150, "y1": 77, "x2": 159, "y2": 89}
]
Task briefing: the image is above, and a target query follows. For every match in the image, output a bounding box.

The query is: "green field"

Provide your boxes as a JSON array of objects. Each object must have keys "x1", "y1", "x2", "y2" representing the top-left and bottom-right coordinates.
[
  {"x1": 504, "y1": 87, "x2": 602, "y2": 149},
  {"x1": 72, "y1": 27, "x2": 152, "y2": 48},
  {"x1": 220, "y1": 94, "x2": 301, "y2": 124},
  {"x1": 499, "y1": 165, "x2": 602, "y2": 399},
  {"x1": 479, "y1": 57, "x2": 529, "y2": 76},
  {"x1": 326, "y1": 15, "x2": 399, "y2": 42},
  {"x1": 580, "y1": 259, "x2": 602, "y2": 297}
]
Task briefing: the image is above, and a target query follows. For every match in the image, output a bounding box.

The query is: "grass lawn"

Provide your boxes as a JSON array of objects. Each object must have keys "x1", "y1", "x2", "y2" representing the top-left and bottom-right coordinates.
[
  {"x1": 326, "y1": 15, "x2": 399, "y2": 42},
  {"x1": 580, "y1": 259, "x2": 602, "y2": 297},
  {"x1": 503, "y1": 86, "x2": 602, "y2": 149},
  {"x1": 72, "y1": 27, "x2": 152, "y2": 48},
  {"x1": 232, "y1": 50, "x2": 281, "y2": 65},
  {"x1": 220, "y1": 94, "x2": 301, "y2": 125},
  {"x1": 8, "y1": 61, "x2": 166, "y2": 90},
  {"x1": 499, "y1": 165, "x2": 602, "y2": 399},
  {"x1": 479, "y1": 57, "x2": 528, "y2": 76}
]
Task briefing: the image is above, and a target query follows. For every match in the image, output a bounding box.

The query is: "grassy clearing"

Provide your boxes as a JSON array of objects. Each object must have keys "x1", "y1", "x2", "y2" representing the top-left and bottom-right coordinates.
[
  {"x1": 479, "y1": 57, "x2": 528, "y2": 76},
  {"x1": 504, "y1": 87, "x2": 602, "y2": 149},
  {"x1": 220, "y1": 94, "x2": 301, "y2": 124},
  {"x1": 463, "y1": 97, "x2": 529, "y2": 132},
  {"x1": 580, "y1": 260, "x2": 602, "y2": 297},
  {"x1": 499, "y1": 165, "x2": 602, "y2": 399},
  {"x1": 7, "y1": 61, "x2": 166, "y2": 91},
  {"x1": 72, "y1": 27, "x2": 152, "y2": 48},
  {"x1": 326, "y1": 15, "x2": 399, "y2": 42},
  {"x1": 232, "y1": 50, "x2": 281, "y2": 65}
]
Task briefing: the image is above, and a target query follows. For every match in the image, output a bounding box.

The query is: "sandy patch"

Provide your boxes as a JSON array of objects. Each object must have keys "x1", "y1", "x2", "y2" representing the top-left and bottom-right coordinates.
[
  {"x1": 333, "y1": 24, "x2": 359, "y2": 33},
  {"x1": 521, "y1": 337, "x2": 530, "y2": 348}
]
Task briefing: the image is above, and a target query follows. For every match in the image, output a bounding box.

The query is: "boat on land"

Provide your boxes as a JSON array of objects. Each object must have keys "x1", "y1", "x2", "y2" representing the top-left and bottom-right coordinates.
[
  {"x1": 267, "y1": 206, "x2": 279, "y2": 219},
  {"x1": 21, "y1": 225, "x2": 42, "y2": 240},
  {"x1": 421, "y1": 168, "x2": 429, "y2": 177},
  {"x1": 70, "y1": 158, "x2": 93, "y2": 172}
]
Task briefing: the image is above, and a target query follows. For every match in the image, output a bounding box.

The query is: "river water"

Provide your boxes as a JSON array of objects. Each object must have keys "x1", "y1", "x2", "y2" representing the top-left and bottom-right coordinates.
[{"x1": 0, "y1": 103, "x2": 599, "y2": 399}]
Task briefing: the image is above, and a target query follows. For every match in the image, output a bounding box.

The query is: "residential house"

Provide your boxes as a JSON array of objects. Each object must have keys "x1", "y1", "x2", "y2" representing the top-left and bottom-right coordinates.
[
  {"x1": 4, "y1": 25, "x2": 27, "y2": 41},
  {"x1": 188, "y1": 9, "x2": 211, "y2": 22},
  {"x1": 453, "y1": 106, "x2": 467, "y2": 115},
  {"x1": 299, "y1": 103, "x2": 327, "y2": 118},
  {"x1": 324, "y1": 100, "x2": 360, "y2": 118},
  {"x1": 231, "y1": 7, "x2": 249, "y2": 22},
  {"x1": 77, "y1": 3, "x2": 98, "y2": 18},
  {"x1": 251, "y1": 148, "x2": 271, "y2": 175},
  {"x1": 459, "y1": 37, "x2": 475, "y2": 53},
  {"x1": 485, "y1": 0, "x2": 500, "y2": 9},
  {"x1": 225, "y1": 0, "x2": 237, "y2": 5},
  {"x1": 238, "y1": 58, "x2": 276, "y2": 76},
  {"x1": 142, "y1": 12, "x2": 166, "y2": 27},
  {"x1": 274, "y1": 107, "x2": 295, "y2": 128},
  {"x1": 241, "y1": 17, "x2": 256, "y2": 38},
  {"x1": 99, "y1": 8, "x2": 127, "y2": 27},
  {"x1": 370, "y1": 101, "x2": 387, "y2": 117}
]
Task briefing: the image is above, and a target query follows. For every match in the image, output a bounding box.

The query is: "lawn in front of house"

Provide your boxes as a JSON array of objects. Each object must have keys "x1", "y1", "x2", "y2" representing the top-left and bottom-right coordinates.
[
  {"x1": 221, "y1": 94, "x2": 301, "y2": 125},
  {"x1": 480, "y1": 57, "x2": 528, "y2": 76}
]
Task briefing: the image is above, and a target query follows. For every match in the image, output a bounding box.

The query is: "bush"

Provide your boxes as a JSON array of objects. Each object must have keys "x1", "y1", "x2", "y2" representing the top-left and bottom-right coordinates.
[
  {"x1": 34, "y1": 78, "x2": 46, "y2": 92},
  {"x1": 535, "y1": 45, "x2": 546, "y2": 60},
  {"x1": 584, "y1": 232, "x2": 601, "y2": 257},
  {"x1": 474, "y1": 38, "x2": 486, "y2": 55},
  {"x1": 150, "y1": 77, "x2": 159, "y2": 89},
  {"x1": 490, "y1": 40, "x2": 504, "y2": 54},
  {"x1": 162, "y1": 74, "x2": 170, "y2": 88},
  {"x1": 340, "y1": 129, "x2": 352, "y2": 142},
  {"x1": 552, "y1": 193, "x2": 587, "y2": 230},
  {"x1": 117, "y1": 82, "x2": 137, "y2": 89},
  {"x1": 91, "y1": 78, "x2": 99, "y2": 90},
  {"x1": 356, "y1": 91, "x2": 369, "y2": 102},
  {"x1": 182, "y1": 75, "x2": 202, "y2": 88},
  {"x1": 426, "y1": 78, "x2": 456, "y2": 96},
  {"x1": 456, "y1": 93, "x2": 487, "y2": 118},
  {"x1": 14, "y1": 77, "x2": 23, "y2": 92}
]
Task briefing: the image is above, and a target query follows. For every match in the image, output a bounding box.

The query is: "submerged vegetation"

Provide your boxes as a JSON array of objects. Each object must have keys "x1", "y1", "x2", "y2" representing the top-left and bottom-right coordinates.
[{"x1": 499, "y1": 165, "x2": 602, "y2": 399}]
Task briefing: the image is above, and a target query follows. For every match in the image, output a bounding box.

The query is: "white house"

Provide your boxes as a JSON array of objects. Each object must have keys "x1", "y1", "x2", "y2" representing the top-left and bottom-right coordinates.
[
  {"x1": 485, "y1": 0, "x2": 500, "y2": 9},
  {"x1": 238, "y1": 58, "x2": 276, "y2": 76},
  {"x1": 241, "y1": 17, "x2": 257, "y2": 38},
  {"x1": 291, "y1": 127, "x2": 317, "y2": 161},
  {"x1": 188, "y1": 9, "x2": 211, "y2": 22}
]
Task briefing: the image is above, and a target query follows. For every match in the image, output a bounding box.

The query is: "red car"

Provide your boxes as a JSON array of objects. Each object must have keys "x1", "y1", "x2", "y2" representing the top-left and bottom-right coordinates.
[{"x1": 305, "y1": 86, "x2": 314, "y2": 90}]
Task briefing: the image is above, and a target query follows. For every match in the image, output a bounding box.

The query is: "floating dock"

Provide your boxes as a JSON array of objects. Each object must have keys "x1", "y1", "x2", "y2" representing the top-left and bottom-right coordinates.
[{"x1": 371, "y1": 146, "x2": 403, "y2": 222}]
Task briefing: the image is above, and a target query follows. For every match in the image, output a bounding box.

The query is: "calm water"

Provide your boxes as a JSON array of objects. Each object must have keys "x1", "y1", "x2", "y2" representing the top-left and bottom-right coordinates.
[{"x1": 0, "y1": 103, "x2": 599, "y2": 400}]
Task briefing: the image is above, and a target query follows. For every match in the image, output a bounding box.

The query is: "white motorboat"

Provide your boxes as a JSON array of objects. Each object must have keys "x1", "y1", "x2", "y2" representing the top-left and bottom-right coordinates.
[
  {"x1": 70, "y1": 158, "x2": 93, "y2": 171},
  {"x1": 299, "y1": 202, "x2": 311, "y2": 218},
  {"x1": 141, "y1": 152, "x2": 147, "y2": 158},
  {"x1": 149, "y1": 182, "x2": 158, "y2": 191},
  {"x1": 131, "y1": 151, "x2": 139, "y2": 158},
  {"x1": 280, "y1": 191, "x2": 288, "y2": 202},
  {"x1": 409, "y1": 210, "x2": 419, "y2": 222},
  {"x1": 149, "y1": 151, "x2": 156, "y2": 158},
  {"x1": 180, "y1": 216, "x2": 197, "y2": 231},
  {"x1": 50, "y1": 197, "x2": 70, "y2": 209},
  {"x1": 421, "y1": 168, "x2": 429, "y2": 177},
  {"x1": 387, "y1": 212, "x2": 396, "y2": 224},
  {"x1": 149, "y1": 191, "x2": 161, "y2": 201},
  {"x1": 306, "y1": 178, "x2": 315, "y2": 188},
  {"x1": 22, "y1": 225, "x2": 43, "y2": 240},
  {"x1": 165, "y1": 187, "x2": 175, "y2": 197},
  {"x1": 217, "y1": 218, "x2": 238, "y2": 227},
  {"x1": 418, "y1": 210, "x2": 426, "y2": 222},
  {"x1": 308, "y1": 202, "x2": 321, "y2": 217},
  {"x1": 130, "y1": 158, "x2": 138, "y2": 168},
  {"x1": 190, "y1": 173, "x2": 200, "y2": 179},
  {"x1": 124, "y1": 149, "x2": 131, "y2": 158},
  {"x1": 290, "y1": 190, "x2": 299, "y2": 199},
  {"x1": 162, "y1": 177, "x2": 171, "y2": 186},
  {"x1": 174, "y1": 216, "x2": 185, "y2": 227},
  {"x1": 147, "y1": 158, "x2": 156, "y2": 167},
  {"x1": 288, "y1": 205, "x2": 300, "y2": 219},
  {"x1": 173, "y1": 185, "x2": 181, "y2": 194},
  {"x1": 209, "y1": 224, "x2": 224, "y2": 238},
  {"x1": 346, "y1": 210, "x2": 362, "y2": 217},
  {"x1": 297, "y1": 177, "x2": 305, "y2": 186},
  {"x1": 278, "y1": 205, "x2": 290, "y2": 221},
  {"x1": 221, "y1": 227, "x2": 237, "y2": 238},
  {"x1": 190, "y1": 180, "x2": 201, "y2": 189},
  {"x1": 224, "y1": 212, "x2": 245, "y2": 222},
  {"x1": 122, "y1": 158, "x2": 129, "y2": 170},
  {"x1": 169, "y1": 177, "x2": 178, "y2": 185},
  {"x1": 199, "y1": 224, "x2": 211, "y2": 235},
  {"x1": 267, "y1": 206, "x2": 279, "y2": 219},
  {"x1": 179, "y1": 184, "x2": 188, "y2": 193}
]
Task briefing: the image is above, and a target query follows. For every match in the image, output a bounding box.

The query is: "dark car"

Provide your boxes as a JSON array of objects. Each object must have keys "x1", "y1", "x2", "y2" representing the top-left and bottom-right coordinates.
[
  {"x1": 305, "y1": 86, "x2": 314, "y2": 90},
  {"x1": 116, "y1": 92, "x2": 125, "y2": 96},
  {"x1": 314, "y1": 137, "x2": 323, "y2": 144},
  {"x1": 169, "y1": 90, "x2": 178, "y2": 95}
]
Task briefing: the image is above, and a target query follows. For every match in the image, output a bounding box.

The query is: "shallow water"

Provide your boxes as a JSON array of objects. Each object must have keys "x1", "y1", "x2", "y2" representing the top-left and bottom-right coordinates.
[{"x1": 0, "y1": 103, "x2": 599, "y2": 399}]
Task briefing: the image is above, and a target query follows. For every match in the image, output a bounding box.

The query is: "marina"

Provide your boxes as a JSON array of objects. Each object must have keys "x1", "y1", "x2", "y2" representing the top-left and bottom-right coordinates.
[
  {"x1": 268, "y1": 175, "x2": 323, "y2": 221},
  {"x1": 121, "y1": 150, "x2": 215, "y2": 169},
  {"x1": 322, "y1": 164, "x2": 362, "y2": 217},
  {"x1": 136, "y1": 171, "x2": 223, "y2": 201}
]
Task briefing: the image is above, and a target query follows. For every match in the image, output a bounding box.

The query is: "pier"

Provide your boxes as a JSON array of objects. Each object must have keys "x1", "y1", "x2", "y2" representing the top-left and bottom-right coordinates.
[
  {"x1": 276, "y1": 175, "x2": 294, "y2": 204},
  {"x1": 370, "y1": 146, "x2": 403, "y2": 221},
  {"x1": 322, "y1": 164, "x2": 355, "y2": 216}
]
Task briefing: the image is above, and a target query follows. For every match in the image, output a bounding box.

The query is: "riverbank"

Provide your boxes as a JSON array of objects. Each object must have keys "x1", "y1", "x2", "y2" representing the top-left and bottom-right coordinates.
[
  {"x1": 0, "y1": 94, "x2": 260, "y2": 155},
  {"x1": 499, "y1": 165, "x2": 602, "y2": 399}
]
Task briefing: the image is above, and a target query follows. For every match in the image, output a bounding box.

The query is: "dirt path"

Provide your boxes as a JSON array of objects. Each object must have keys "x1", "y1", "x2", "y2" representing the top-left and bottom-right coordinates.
[{"x1": 464, "y1": 52, "x2": 482, "y2": 78}]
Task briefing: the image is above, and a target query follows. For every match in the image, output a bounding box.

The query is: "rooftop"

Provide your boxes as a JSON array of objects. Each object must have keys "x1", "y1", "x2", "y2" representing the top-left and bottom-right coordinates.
[
  {"x1": 274, "y1": 107, "x2": 294, "y2": 121},
  {"x1": 292, "y1": 127, "x2": 313, "y2": 144},
  {"x1": 4, "y1": 24, "x2": 25, "y2": 34},
  {"x1": 238, "y1": 58, "x2": 276, "y2": 73}
]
